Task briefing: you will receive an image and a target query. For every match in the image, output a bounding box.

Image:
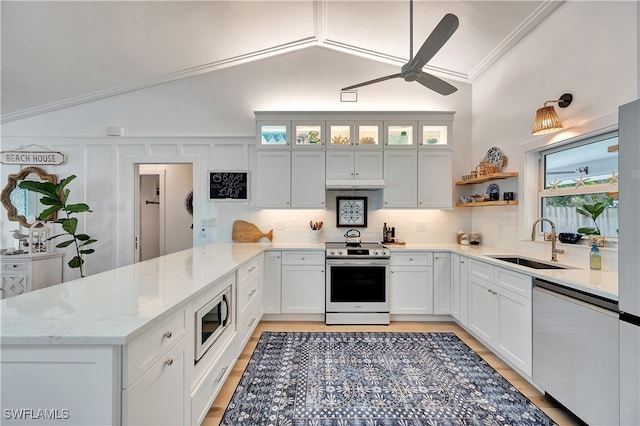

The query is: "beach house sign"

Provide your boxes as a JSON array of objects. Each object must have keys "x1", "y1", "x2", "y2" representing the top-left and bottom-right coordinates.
[{"x1": 1, "y1": 150, "x2": 66, "y2": 165}]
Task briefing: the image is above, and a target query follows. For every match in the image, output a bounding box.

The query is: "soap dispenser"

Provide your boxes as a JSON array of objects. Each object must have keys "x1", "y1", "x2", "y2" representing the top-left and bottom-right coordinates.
[{"x1": 590, "y1": 243, "x2": 602, "y2": 270}]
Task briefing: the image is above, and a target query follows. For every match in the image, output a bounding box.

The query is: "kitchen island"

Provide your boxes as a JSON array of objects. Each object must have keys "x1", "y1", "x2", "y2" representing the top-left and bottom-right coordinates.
[{"x1": 0, "y1": 241, "x2": 618, "y2": 425}]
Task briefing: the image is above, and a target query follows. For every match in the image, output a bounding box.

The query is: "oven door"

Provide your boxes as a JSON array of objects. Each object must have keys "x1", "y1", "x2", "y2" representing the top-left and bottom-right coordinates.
[
  {"x1": 325, "y1": 259, "x2": 389, "y2": 313},
  {"x1": 195, "y1": 286, "x2": 231, "y2": 361}
]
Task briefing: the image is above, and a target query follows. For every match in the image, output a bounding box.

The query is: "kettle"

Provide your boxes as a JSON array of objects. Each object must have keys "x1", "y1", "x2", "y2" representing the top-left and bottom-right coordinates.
[{"x1": 344, "y1": 229, "x2": 361, "y2": 246}]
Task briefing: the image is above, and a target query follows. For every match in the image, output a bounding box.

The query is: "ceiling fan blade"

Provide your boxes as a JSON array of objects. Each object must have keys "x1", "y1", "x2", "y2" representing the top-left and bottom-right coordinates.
[
  {"x1": 415, "y1": 72, "x2": 457, "y2": 95},
  {"x1": 408, "y1": 13, "x2": 459, "y2": 70},
  {"x1": 341, "y1": 74, "x2": 402, "y2": 91}
]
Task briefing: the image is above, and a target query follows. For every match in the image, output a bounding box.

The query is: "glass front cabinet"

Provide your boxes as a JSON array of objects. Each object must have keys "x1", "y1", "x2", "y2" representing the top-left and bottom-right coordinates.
[
  {"x1": 293, "y1": 121, "x2": 324, "y2": 147},
  {"x1": 384, "y1": 122, "x2": 417, "y2": 147},
  {"x1": 258, "y1": 121, "x2": 290, "y2": 147}
]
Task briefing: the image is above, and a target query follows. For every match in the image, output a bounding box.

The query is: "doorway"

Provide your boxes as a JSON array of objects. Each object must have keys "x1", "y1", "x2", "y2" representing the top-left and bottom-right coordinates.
[{"x1": 136, "y1": 164, "x2": 193, "y2": 262}]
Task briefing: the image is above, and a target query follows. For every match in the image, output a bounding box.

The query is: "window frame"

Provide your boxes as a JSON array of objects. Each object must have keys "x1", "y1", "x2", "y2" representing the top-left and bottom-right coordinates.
[{"x1": 536, "y1": 130, "x2": 619, "y2": 243}]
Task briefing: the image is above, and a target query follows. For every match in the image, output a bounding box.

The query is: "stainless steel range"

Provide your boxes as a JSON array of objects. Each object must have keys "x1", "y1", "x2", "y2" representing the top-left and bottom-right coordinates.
[{"x1": 325, "y1": 242, "x2": 390, "y2": 325}]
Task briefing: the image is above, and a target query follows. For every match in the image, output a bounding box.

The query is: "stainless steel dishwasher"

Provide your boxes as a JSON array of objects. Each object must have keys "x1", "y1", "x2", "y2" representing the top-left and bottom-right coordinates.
[{"x1": 532, "y1": 278, "x2": 619, "y2": 425}]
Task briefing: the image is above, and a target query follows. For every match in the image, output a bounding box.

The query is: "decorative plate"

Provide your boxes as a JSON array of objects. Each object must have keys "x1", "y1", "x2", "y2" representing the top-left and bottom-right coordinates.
[
  {"x1": 486, "y1": 183, "x2": 499, "y2": 194},
  {"x1": 483, "y1": 147, "x2": 504, "y2": 168}
]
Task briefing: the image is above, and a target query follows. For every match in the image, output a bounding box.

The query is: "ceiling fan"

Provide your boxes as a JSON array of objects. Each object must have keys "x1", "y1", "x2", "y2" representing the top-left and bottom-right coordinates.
[{"x1": 341, "y1": 1, "x2": 459, "y2": 95}]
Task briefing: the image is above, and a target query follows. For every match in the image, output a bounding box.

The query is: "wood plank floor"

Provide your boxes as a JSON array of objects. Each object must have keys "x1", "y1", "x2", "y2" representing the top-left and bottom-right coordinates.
[{"x1": 203, "y1": 321, "x2": 581, "y2": 426}]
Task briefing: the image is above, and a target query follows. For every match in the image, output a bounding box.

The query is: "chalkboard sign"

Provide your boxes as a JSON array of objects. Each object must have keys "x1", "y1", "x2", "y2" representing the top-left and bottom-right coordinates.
[{"x1": 208, "y1": 171, "x2": 248, "y2": 200}]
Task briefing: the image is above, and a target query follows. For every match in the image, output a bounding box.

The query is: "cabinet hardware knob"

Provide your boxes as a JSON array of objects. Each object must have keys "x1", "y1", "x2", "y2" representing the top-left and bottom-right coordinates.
[
  {"x1": 163, "y1": 331, "x2": 172, "y2": 339},
  {"x1": 164, "y1": 358, "x2": 174, "y2": 366},
  {"x1": 320, "y1": 270, "x2": 324, "y2": 273},
  {"x1": 249, "y1": 289, "x2": 257, "y2": 296}
]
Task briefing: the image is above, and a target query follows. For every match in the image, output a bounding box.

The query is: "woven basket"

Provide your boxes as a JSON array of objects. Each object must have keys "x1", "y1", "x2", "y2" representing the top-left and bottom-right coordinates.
[
  {"x1": 476, "y1": 161, "x2": 500, "y2": 176},
  {"x1": 476, "y1": 156, "x2": 507, "y2": 176}
]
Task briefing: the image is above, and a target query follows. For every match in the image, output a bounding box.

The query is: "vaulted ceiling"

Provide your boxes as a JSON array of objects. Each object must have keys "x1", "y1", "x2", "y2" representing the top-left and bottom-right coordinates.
[{"x1": 1, "y1": 0, "x2": 561, "y2": 122}]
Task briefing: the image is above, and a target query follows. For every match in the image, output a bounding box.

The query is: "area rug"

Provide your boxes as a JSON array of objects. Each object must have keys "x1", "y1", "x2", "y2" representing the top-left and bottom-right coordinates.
[{"x1": 221, "y1": 332, "x2": 556, "y2": 425}]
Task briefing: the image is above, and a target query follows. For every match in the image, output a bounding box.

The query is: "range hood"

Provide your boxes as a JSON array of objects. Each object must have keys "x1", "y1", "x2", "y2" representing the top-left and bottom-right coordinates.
[{"x1": 325, "y1": 179, "x2": 386, "y2": 190}]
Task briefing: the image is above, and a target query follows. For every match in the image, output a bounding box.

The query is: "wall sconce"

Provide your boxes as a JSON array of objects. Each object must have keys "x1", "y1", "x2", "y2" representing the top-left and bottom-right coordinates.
[{"x1": 531, "y1": 93, "x2": 573, "y2": 135}]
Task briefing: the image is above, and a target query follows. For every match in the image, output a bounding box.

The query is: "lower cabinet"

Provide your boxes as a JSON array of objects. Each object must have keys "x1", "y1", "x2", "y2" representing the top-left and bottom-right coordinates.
[
  {"x1": 190, "y1": 336, "x2": 236, "y2": 425},
  {"x1": 467, "y1": 259, "x2": 533, "y2": 376},
  {"x1": 433, "y1": 252, "x2": 451, "y2": 314},
  {"x1": 236, "y1": 256, "x2": 263, "y2": 351},
  {"x1": 123, "y1": 336, "x2": 189, "y2": 426},
  {"x1": 281, "y1": 251, "x2": 325, "y2": 314},
  {"x1": 390, "y1": 251, "x2": 433, "y2": 315},
  {"x1": 263, "y1": 250, "x2": 282, "y2": 314},
  {"x1": 1, "y1": 252, "x2": 63, "y2": 299},
  {"x1": 123, "y1": 307, "x2": 190, "y2": 425},
  {"x1": 450, "y1": 254, "x2": 469, "y2": 326}
]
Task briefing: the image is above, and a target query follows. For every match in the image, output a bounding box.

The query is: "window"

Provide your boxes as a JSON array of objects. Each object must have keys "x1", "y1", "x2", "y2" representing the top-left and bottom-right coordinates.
[{"x1": 538, "y1": 131, "x2": 618, "y2": 239}]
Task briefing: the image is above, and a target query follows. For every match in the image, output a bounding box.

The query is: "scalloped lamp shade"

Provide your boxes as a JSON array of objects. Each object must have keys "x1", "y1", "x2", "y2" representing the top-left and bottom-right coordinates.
[{"x1": 532, "y1": 106, "x2": 563, "y2": 135}]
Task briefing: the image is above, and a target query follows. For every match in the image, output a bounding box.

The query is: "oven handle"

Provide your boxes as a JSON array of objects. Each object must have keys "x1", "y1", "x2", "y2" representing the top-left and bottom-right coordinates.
[{"x1": 326, "y1": 260, "x2": 390, "y2": 267}]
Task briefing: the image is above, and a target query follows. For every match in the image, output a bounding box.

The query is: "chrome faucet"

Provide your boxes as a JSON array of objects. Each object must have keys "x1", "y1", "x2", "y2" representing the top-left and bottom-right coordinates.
[{"x1": 531, "y1": 218, "x2": 565, "y2": 262}]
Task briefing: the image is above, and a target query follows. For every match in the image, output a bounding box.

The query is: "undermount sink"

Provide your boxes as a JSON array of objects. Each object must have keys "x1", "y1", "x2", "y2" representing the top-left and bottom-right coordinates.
[{"x1": 489, "y1": 256, "x2": 572, "y2": 270}]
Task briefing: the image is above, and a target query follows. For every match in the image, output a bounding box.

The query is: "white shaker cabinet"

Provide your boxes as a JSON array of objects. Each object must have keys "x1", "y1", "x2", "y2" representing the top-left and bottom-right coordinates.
[
  {"x1": 390, "y1": 251, "x2": 433, "y2": 315},
  {"x1": 326, "y1": 150, "x2": 383, "y2": 180},
  {"x1": 236, "y1": 256, "x2": 263, "y2": 352},
  {"x1": 418, "y1": 151, "x2": 452, "y2": 209},
  {"x1": 467, "y1": 259, "x2": 532, "y2": 376},
  {"x1": 257, "y1": 150, "x2": 325, "y2": 209},
  {"x1": 123, "y1": 336, "x2": 189, "y2": 426},
  {"x1": 383, "y1": 150, "x2": 418, "y2": 208},
  {"x1": 433, "y1": 252, "x2": 451, "y2": 315},
  {"x1": 291, "y1": 151, "x2": 325, "y2": 208},
  {"x1": 281, "y1": 251, "x2": 325, "y2": 314},
  {"x1": 1, "y1": 252, "x2": 63, "y2": 299},
  {"x1": 450, "y1": 254, "x2": 469, "y2": 326},
  {"x1": 256, "y1": 151, "x2": 291, "y2": 208},
  {"x1": 263, "y1": 251, "x2": 282, "y2": 314}
]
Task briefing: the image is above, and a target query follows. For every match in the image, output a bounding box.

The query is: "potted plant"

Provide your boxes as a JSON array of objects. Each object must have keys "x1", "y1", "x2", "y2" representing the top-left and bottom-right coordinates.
[
  {"x1": 576, "y1": 201, "x2": 607, "y2": 235},
  {"x1": 576, "y1": 201, "x2": 608, "y2": 247},
  {"x1": 18, "y1": 175, "x2": 96, "y2": 277}
]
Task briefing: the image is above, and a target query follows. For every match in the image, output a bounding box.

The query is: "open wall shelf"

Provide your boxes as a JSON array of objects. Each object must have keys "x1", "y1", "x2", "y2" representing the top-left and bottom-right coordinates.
[
  {"x1": 455, "y1": 172, "x2": 518, "y2": 185},
  {"x1": 456, "y1": 200, "x2": 519, "y2": 207}
]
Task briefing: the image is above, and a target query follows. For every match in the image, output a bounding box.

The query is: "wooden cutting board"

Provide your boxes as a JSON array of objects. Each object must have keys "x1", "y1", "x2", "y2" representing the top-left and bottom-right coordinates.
[{"x1": 232, "y1": 220, "x2": 273, "y2": 242}]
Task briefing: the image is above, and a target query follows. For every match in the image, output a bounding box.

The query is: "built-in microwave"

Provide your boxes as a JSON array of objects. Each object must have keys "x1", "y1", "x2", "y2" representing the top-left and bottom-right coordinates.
[{"x1": 195, "y1": 285, "x2": 231, "y2": 362}]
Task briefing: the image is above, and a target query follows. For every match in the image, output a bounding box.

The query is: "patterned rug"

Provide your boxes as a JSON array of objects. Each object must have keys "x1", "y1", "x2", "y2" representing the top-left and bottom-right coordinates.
[{"x1": 221, "y1": 332, "x2": 556, "y2": 425}]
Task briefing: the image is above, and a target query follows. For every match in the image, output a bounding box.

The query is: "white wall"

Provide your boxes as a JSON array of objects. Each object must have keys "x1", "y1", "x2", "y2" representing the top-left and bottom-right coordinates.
[
  {"x1": 0, "y1": 46, "x2": 472, "y2": 278},
  {"x1": 471, "y1": 0, "x2": 638, "y2": 269}
]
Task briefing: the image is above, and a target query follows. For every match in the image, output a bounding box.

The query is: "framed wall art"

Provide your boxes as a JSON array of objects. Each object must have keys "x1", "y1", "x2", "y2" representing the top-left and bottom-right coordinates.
[{"x1": 336, "y1": 196, "x2": 368, "y2": 227}]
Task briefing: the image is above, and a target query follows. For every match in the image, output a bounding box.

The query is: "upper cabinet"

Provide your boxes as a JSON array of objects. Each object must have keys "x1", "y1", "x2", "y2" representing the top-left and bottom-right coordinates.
[
  {"x1": 293, "y1": 121, "x2": 325, "y2": 147},
  {"x1": 255, "y1": 112, "x2": 454, "y2": 151},
  {"x1": 419, "y1": 123, "x2": 450, "y2": 148},
  {"x1": 326, "y1": 121, "x2": 383, "y2": 148},
  {"x1": 384, "y1": 122, "x2": 417, "y2": 147},
  {"x1": 257, "y1": 121, "x2": 290, "y2": 147}
]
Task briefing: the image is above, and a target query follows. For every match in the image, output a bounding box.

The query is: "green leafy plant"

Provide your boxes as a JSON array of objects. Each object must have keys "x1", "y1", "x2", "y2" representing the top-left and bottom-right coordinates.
[
  {"x1": 19, "y1": 175, "x2": 96, "y2": 277},
  {"x1": 576, "y1": 201, "x2": 608, "y2": 235}
]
